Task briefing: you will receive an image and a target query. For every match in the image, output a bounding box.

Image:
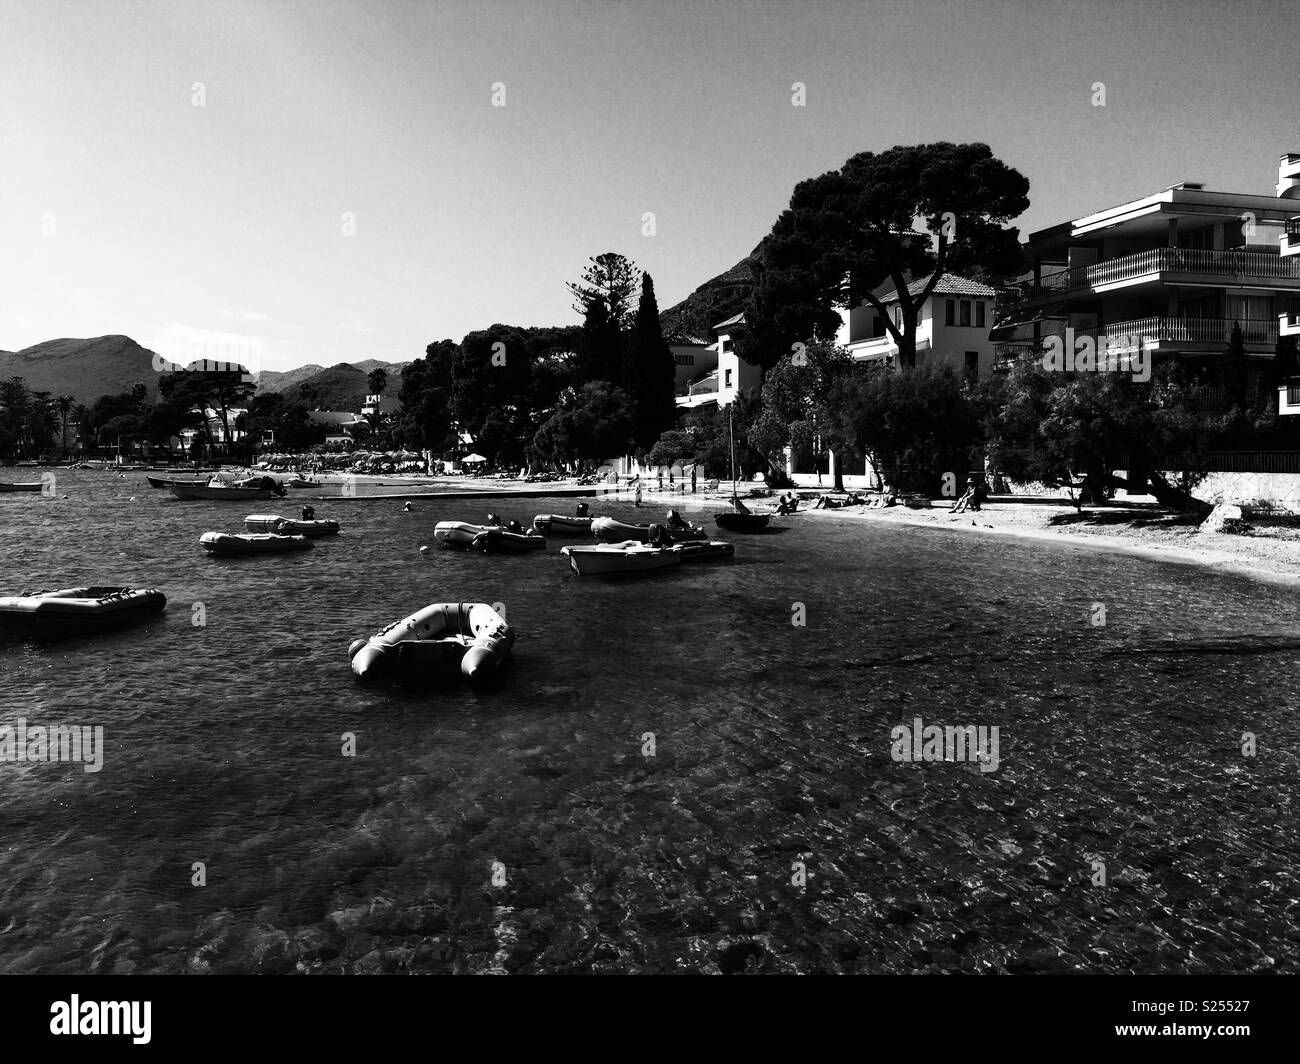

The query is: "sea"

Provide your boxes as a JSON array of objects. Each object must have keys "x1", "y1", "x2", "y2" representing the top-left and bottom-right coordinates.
[{"x1": 1, "y1": 469, "x2": 1297, "y2": 973}]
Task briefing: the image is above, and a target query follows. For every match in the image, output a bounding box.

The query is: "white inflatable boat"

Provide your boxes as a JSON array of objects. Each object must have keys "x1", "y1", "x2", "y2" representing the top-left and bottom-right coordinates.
[
  {"x1": 244, "y1": 514, "x2": 341, "y2": 536},
  {"x1": 200, "y1": 531, "x2": 314, "y2": 555},
  {"x1": 0, "y1": 586, "x2": 167, "y2": 635},
  {"x1": 349, "y1": 601, "x2": 514, "y2": 684}
]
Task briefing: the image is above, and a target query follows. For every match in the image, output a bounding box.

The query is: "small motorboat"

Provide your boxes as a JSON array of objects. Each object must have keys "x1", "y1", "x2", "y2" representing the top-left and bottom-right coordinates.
[
  {"x1": 532, "y1": 514, "x2": 594, "y2": 535},
  {"x1": 471, "y1": 527, "x2": 546, "y2": 552},
  {"x1": 590, "y1": 516, "x2": 708, "y2": 543},
  {"x1": 714, "y1": 509, "x2": 771, "y2": 533},
  {"x1": 244, "y1": 514, "x2": 341, "y2": 537},
  {"x1": 146, "y1": 474, "x2": 208, "y2": 489},
  {"x1": 349, "y1": 601, "x2": 513, "y2": 685},
  {"x1": 199, "y1": 531, "x2": 313, "y2": 555},
  {"x1": 288, "y1": 479, "x2": 321, "y2": 489},
  {"x1": 0, "y1": 586, "x2": 166, "y2": 635},
  {"x1": 0, "y1": 481, "x2": 44, "y2": 493},
  {"x1": 560, "y1": 542, "x2": 683, "y2": 576},
  {"x1": 171, "y1": 479, "x2": 285, "y2": 501}
]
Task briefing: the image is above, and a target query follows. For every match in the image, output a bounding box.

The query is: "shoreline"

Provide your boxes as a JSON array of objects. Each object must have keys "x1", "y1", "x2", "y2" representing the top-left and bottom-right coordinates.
[{"x1": 791, "y1": 500, "x2": 1300, "y2": 589}]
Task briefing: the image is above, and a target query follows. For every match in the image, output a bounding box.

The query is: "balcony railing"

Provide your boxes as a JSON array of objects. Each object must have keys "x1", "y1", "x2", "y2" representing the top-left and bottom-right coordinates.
[
  {"x1": 1035, "y1": 247, "x2": 1300, "y2": 295},
  {"x1": 1102, "y1": 316, "x2": 1278, "y2": 346}
]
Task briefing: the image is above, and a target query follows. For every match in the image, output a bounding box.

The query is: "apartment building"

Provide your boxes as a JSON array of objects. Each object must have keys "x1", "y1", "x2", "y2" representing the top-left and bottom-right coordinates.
[{"x1": 991, "y1": 168, "x2": 1300, "y2": 411}]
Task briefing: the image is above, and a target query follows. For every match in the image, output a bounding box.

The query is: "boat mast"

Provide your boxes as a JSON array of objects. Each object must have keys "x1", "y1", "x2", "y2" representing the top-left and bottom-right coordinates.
[{"x1": 728, "y1": 406, "x2": 738, "y2": 506}]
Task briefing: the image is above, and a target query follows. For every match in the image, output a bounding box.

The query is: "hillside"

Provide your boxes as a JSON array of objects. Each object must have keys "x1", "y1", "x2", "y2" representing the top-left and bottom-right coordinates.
[
  {"x1": 0, "y1": 335, "x2": 180, "y2": 405},
  {"x1": 659, "y1": 242, "x2": 763, "y2": 340},
  {"x1": 254, "y1": 364, "x2": 328, "y2": 395},
  {"x1": 281, "y1": 362, "x2": 407, "y2": 412}
]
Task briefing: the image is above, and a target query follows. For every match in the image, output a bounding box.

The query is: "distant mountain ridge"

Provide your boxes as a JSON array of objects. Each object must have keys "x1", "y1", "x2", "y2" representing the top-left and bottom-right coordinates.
[
  {"x1": 658, "y1": 242, "x2": 763, "y2": 340},
  {"x1": 0, "y1": 335, "x2": 409, "y2": 409}
]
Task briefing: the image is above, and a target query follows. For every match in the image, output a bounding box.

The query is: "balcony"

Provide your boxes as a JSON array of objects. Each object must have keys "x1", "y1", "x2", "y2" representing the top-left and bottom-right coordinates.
[
  {"x1": 1033, "y1": 247, "x2": 1300, "y2": 296},
  {"x1": 1092, "y1": 316, "x2": 1278, "y2": 347}
]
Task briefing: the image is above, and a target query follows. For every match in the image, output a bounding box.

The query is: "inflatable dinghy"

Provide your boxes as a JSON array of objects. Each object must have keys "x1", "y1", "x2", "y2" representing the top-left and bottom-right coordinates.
[
  {"x1": 200, "y1": 531, "x2": 313, "y2": 555},
  {"x1": 0, "y1": 586, "x2": 166, "y2": 634},
  {"x1": 349, "y1": 601, "x2": 513, "y2": 684},
  {"x1": 590, "y1": 516, "x2": 708, "y2": 543},
  {"x1": 471, "y1": 527, "x2": 546, "y2": 552},
  {"x1": 532, "y1": 514, "x2": 593, "y2": 535},
  {"x1": 244, "y1": 514, "x2": 341, "y2": 537},
  {"x1": 433, "y1": 521, "x2": 492, "y2": 548}
]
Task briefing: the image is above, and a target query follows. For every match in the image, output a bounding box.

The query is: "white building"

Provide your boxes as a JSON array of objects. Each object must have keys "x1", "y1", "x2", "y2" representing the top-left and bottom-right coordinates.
[{"x1": 837, "y1": 273, "x2": 999, "y2": 377}]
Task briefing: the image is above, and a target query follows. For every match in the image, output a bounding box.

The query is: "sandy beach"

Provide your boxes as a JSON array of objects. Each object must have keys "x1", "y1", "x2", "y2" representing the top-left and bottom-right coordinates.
[{"x1": 788, "y1": 496, "x2": 1300, "y2": 589}]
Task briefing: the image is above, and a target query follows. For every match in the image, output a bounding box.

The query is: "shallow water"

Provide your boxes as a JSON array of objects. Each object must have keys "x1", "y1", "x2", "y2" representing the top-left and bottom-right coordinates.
[{"x1": 1, "y1": 470, "x2": 1297, "y2": 973}]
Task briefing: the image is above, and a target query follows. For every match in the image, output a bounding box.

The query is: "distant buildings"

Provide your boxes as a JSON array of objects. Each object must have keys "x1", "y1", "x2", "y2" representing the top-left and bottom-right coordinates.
[{"x1": 673, "y1": 314, "x2": 760, "y2": 410}]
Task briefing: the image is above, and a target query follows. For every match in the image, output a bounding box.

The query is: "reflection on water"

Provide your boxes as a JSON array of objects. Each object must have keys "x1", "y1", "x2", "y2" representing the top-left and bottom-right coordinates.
[{"x1": 0, "y1": 470, "x2": 1297, "y2": 973}]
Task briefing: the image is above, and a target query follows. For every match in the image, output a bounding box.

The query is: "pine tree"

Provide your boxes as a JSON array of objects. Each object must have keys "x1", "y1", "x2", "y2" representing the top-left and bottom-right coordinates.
[
  {"x1": 623, "y1": 273, "x2": 678, "y2": 447},
  {"x1": 579, "y1": 295, "x2": 622, "y2": 386}
]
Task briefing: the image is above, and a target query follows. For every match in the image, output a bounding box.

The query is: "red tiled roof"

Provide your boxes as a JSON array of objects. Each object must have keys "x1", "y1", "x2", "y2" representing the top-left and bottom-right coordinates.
[{"x1": 878, "y1": 273, "x2": 997, "y2": 303}]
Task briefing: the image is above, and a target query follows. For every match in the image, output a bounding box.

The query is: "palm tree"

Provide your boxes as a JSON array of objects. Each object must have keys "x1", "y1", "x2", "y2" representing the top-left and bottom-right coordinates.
[
  {"x1": 55, "y1": 395, "x2": 74, "y2": 458},
  {"x1": 367, "y1": 368, "x2": 388, "y2": 399}
]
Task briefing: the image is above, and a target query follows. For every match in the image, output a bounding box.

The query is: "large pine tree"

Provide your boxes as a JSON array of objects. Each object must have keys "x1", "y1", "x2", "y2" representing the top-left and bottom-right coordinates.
[
  {"x1": 623, "y1": 273, "x2": 678, "y2": 448},
  {"x1": 579, "y1": 295, "x2": 623, "y2": 386}
]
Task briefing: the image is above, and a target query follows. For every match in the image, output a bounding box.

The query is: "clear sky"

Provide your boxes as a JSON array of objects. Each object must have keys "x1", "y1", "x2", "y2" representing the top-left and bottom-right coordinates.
[{"x1": 1, "y1": 0, "x2": 1297, "y2": 371}]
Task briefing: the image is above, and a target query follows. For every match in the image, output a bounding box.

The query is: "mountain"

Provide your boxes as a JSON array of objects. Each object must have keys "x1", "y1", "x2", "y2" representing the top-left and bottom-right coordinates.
[
  {"x1": 279, "y1": 362, "x2": 408, "y2": 412},
  {"x1": 659, "y1": 243, "x2": 763, "y2": 341},
  {"x1": 0, "y1": 335, "x2": 180, "y2": 405},
  {"x1": 254, "y1": 364, "x2": 328, "y2": 395}
]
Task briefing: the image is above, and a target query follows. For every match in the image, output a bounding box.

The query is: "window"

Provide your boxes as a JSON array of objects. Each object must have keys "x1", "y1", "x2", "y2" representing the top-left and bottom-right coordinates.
[
  {"x1": 893, "y1": 305, "x2": 903, "y2": 329},
  {"x1": 965, "y1": 351, "x2": 980, "y2": 379},
  {"x1": 724, "y1": 368, "x2": 733, "y2": 388},
  {"x1": 872, "y1": 314, "x2": 887, "y2": 338},
  {"x1": 959, "y1": 300, "x2": 972, "y2": 327},
  {"x1": 975, "y1": 301, "x2": 985, "y2": 328},
  {"x1": 945, "y1": 299, "x2": 955, "y2": 326},
  {"x1": 1289, "y1": 382, "x2": 1300, "y2": 406},
  {"x1": 673, "y1": 353, "x2": 695, "y2": 366}
]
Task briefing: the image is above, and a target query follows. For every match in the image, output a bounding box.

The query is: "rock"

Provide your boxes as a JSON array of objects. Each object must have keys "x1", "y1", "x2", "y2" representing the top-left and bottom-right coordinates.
[{"x1": 1200, "y1": 502, "x2": 1252, "y2": 535}]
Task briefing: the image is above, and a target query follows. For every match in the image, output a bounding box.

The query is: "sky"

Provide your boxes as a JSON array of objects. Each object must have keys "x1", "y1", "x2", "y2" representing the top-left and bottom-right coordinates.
[{"x1": 1, "y1": 0, "x2": 1297, "y2": 372}]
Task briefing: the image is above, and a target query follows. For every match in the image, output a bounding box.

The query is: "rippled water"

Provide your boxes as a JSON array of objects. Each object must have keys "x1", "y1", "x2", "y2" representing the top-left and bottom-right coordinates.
[{"x1": 1, "y1": 470, "x2": 1297, "y2": 973}]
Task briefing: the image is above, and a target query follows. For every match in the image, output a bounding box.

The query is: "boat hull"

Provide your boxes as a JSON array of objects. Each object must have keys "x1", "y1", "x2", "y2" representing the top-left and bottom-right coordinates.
[
  {"x1": 170, "y1": 483, "x2": 281, "y2": 500},
  {"x1": 200, "y1": 532, "x2": 313, "y2": 555},
  {"x1": 560, "y1": 543, "x2": 683, "y2": 576},
  {"x1": 0, "y1": 482, "x2": 43, "y2": 492},
  {"x1": 714, "y1": 511, "x2": 771, "y2": 533}
]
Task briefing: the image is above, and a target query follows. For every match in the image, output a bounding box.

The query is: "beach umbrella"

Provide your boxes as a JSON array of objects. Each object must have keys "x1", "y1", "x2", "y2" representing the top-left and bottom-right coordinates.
[{"x1": 462, "y1": 453, "x2": 487, "y2": 463}]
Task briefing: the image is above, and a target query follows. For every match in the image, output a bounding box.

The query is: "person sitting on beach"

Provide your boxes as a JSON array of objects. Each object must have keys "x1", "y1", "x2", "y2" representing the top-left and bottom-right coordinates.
[
  {"x1": 665, "y1": 508, "x2": 691, "y2": 530},
  {"x1": 971, "y1": 478, "x2": 989, "y2": 511},
  {"x1": 812, "y1": 494, "x2": 841, "y2": 509},
  {"x1": 775, "y1": 493, "x2": 798, "y2": 515},
  {"x1": 952, "y1": 479, "x2": 981, "y2": 514}
]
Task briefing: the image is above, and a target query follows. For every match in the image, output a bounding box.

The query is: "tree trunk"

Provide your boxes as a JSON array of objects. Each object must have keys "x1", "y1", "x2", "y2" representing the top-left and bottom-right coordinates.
[{"x1": 1108, "y1": 469, "x2": 1212, "y2": 517}]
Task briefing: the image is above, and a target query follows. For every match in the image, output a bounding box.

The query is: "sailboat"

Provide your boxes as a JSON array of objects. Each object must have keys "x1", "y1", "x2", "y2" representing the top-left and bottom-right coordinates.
[{"x1": 713, "y1": 407, "x2": 770, "y2": 533}]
